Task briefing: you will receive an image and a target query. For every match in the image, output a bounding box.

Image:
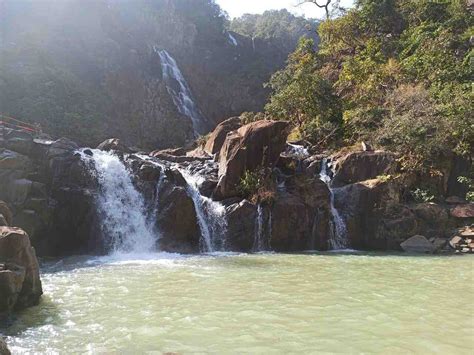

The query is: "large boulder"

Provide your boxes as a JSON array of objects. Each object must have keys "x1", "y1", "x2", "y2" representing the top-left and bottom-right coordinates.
[
  {"x1": 0, "y1": 227, "x2": 42, "y2": 314},
  {"x1": 332, "y1": 151, "x2": 397, "y2": 187},
  {"x1": 215, "y1": 120, "x2": 290, "y2": 199},
  {"x1": 204, "y1": 116, "x2": 242, "y2": 156},
  {"x1": 450, "y1": 203, "x2": 474, "y2": 219}
]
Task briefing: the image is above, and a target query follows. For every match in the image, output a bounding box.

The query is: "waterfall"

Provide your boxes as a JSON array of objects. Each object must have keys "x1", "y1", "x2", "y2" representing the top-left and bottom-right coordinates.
[
  {"x1": 227, "y1": 32, "x2": 238, "y2": 46},
  {"x1": 319, "y1": 158, "x2": 349, "y2": 250},
  {"x1": 287, "y1": 143, "x2": 310, "y2": 159},
  {"x1": 155, "y1": 48, "x2": 207, "y2": 136},
  {"x1": 253, "y1": 205, "x2": 265, "y2": 252},
  {"x1": 179, "y1": 168, "x2": 227, "y2": 253},
  {"x1": 252, "y1": 205, "x2": 272, "y2": 252},
  {"x1": 80, "y1": 150, "x2": 157, "y2": 255}
]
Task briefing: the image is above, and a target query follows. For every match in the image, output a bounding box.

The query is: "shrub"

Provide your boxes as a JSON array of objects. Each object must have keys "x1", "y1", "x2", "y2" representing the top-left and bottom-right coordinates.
[{"x1": 410, "y1": 188, "x2": 435, "y2": 203}]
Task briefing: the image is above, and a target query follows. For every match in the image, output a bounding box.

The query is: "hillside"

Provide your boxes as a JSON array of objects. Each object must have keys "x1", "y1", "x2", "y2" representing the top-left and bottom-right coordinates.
[{"x1": 0, "y1": 0, "x2": 317, "y2": 149}]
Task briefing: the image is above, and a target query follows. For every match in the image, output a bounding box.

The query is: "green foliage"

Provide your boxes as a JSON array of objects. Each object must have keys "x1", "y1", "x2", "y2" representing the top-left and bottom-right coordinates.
[
  {"x1": 238, "y1": 170, "x2": 262, "y2": 198},
  {"x1": 267, "y1": 0, "x2": 473, "y2": 170},
  {"x1": 240, "y1": 112, "x2": 267, "y2": 125},
  {"x1": 411, "y1": 188, "x2": 436, "y2": 203},
  {"x1": 237, "y1": 169, "x2": 276, "y2": 203},
  {"x1": 458, "y1": 175, "x2": 474, "y2": 202}
]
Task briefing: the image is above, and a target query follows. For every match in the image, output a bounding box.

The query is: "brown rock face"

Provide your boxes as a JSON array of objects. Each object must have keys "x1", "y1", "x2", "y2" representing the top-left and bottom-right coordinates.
[
  {"x1": 215, "y1": 120, "x2": 290, "y2": 199},
  {"x1": 0, "y1": 227, "x2": 42, "y2": 314},
  {"x1": 332, "y1": 151, "x2": 397, "y2": 187},
  {"x1": 450, "y1": 203, "x2": 474, "y2": 219},
  {"x1": 204, "y1": 117, "x2": 242, "y2": 156}
]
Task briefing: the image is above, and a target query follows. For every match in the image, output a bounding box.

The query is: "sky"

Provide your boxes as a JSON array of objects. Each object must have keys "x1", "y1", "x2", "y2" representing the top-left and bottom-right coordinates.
[{"x1": 216, "y1": 0, "x2": 355, "y2": 19}]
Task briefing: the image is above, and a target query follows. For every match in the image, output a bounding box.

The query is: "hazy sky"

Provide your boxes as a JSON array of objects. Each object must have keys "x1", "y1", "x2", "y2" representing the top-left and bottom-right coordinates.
[{"x1": 216, "y1": 0, "x2": 354, "y2": 19}]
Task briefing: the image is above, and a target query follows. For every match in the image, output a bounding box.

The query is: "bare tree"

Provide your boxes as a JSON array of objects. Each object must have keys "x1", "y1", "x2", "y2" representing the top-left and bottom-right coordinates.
[{"x1": 296, "y1": 0, "x2": 332, "y2": 20}]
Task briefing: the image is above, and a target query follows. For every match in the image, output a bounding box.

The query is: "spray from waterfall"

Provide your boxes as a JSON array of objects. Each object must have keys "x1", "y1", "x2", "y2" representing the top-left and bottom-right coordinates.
[
  {"x1": 180, "y1": 168, "x2": 227, "y2": 253},
  {"x1": 320, "y1": 158, "x2": 350, "y2": 250},
  {"x1": 155, "y1": 48, "x2": 207, "y2": 136},
  {"x1": 80, "y1": 150, "x2": 157, "y2": 255}
]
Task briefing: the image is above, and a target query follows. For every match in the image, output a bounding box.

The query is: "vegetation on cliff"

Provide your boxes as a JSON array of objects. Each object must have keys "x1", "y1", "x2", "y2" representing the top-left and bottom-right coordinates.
[{"x1": 265, "y1": 0, "x2": 473, "y2": 176}]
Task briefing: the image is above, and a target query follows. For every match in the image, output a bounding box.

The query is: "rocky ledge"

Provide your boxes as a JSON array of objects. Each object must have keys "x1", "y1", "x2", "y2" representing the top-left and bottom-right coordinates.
[{"x1": 1, "y1": 119, "x2": 472, "y2": 256}]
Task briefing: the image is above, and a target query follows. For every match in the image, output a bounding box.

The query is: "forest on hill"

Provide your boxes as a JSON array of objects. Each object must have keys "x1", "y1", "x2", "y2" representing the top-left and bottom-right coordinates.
[
  {"x1": 0, "y1": 0, "x2": 317, "y2": 148},
  {"x1": 262, "y1": 0, "x2": 472, "y2": 179}
]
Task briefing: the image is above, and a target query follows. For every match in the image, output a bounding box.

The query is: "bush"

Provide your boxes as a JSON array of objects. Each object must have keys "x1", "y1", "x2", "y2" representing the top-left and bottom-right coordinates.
[
  {"x1": 237, "y1": 168, "x2": 276, "y2": 204},
  {"x1": 410, "y1": 188, "x2": 436, "y2": 203}
]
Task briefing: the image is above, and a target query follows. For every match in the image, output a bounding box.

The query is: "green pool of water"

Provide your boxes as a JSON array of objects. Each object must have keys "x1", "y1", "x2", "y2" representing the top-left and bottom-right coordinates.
[{"x1": 2, "y1": 252, "x2": 473, "y2": 354}]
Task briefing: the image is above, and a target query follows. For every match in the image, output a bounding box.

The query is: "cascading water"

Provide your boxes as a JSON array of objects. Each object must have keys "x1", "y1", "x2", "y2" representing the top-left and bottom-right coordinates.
[
  {"x1": 252, "y1": 204, "x2": 272, "y2": 252},
  {"x1": 319, "y1": 158, "x2": 349, "y2": 250},
  {"x1": 80, "y1": 150, "x2": 157, "y2": 255},
  {"x1": 180, "y1": 168, "x2": 227, "y2": 253},
  {"x1": 227, "y1": 32, "x2": 238, "y2": 46},
  {"x1": 155, "y1": 48, "x2": 207, "y2": 136}
]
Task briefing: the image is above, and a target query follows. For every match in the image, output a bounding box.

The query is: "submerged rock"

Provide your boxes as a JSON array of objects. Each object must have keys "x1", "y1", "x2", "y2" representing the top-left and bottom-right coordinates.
[{"x1": 400, "y1": 235, "x2": 435, "y2": 253}]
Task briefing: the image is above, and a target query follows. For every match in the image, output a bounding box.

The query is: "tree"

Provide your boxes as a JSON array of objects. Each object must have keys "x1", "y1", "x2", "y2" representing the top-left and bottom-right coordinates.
[{"x1": 296, "y1": 0, "x2": 333, "y2": 20}]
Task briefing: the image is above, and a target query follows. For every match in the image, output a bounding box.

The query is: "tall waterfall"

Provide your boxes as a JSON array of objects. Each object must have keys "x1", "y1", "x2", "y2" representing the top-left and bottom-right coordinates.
[
  {"x1": 319, "y1": 158, "x2": 349, "y2": 250},
  {"x1": 180, "y1": 168, "x2": 227, "y2": 253},
  {"x1": 155, "y1": 48, "x2": 207, "y2": 136},
  {"x1": 81, "y1": 150, "x2": 157, "y2": 255}
]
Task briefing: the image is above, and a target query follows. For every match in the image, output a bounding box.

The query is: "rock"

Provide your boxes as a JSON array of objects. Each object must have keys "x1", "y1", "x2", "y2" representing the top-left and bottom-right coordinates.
[
  {"x1": 400, "y1": 235, "x2": 435, "y2": 253},
  {"x1": 411, "y1": 203, "x2": 449, "y2": 239},
  {"x1": 215, "y1": 120, "x2": 290, "y2": 199},
  {"x1": 224, "y1": 199, "x2": 257, "y2": 251},
  {"x1": 445, "y1": 196, "x2": 467, "y2": 205},
  {"x1": 0, "y1": 262, "x2": 25, "y2": 317},
  {"x1": 449, "y1": 236, "x2": 463, "y2": 248},
  {"x1": 4, "y1": 129, "x2": 34, "y2": 156},
  {"x1": 0, "y1": 201, "x2": 13, "y2": 226},
  {"x1": 204, "y1": 116, "x2": 242, "y2": 156},
  {"x1": 0, "y1": 227, "x2": 42, "y2": 312},
  {"x1": 47, "y1": 138, "x2": 79, "y2": 158},
  {"x1": 450, "y1": 204, "x2": 474, "y2": 218},
  {"x1": 138, "y1": 163, "x2": 162, "y2": 182},
  {"x1": 432, "y1": 238, "x2": 447, "y2": 251},
  {"x1": 459, "y1": 226, "x2": 474, "y2": 237},
  {"x1": 155, "y1": 184, "x2": 200, "y2": 254},
  {"x1": 0, "y1": 149, "x2": 31, "y2": 171},
  {"x1": 96, "y1": 138, "x2": 131, "y2": 153},
  {"x1": 332, "y1": 151, "x2": 397, "y2": 187},
  {"x1": 0, "y1": 337, "x2": 10, "y2": 355}
]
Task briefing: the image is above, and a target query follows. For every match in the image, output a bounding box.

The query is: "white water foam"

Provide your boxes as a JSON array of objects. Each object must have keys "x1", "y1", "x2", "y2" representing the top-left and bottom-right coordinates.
[
  {"x1": 179, "y1": 168, "x2": 227, "y2": 253},
  {"x1": 80, "y1": 150, "x2": 157, "y2": 255}
]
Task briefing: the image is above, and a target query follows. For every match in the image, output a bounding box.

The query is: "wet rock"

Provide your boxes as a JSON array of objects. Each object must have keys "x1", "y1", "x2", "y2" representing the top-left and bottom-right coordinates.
[
  {"x1": 215, "y1": 120, "x2": 290, "y2": 199},
  {"x1": 155, "y1": 184, "x2": 200, "y2": 254},
  {"x1": 96, "y1": 138, "x2": 131, "y2": 153},
  {"x1": 138, "y1": 163, "x2": 162, "y2": 182},
  {"x1": 47, "y1": 138, "x2": 79, "y2": 158},
  {"x1": 0, "y1": 227, "x2": 42, "y2": 312},
  {"x1": 332, "y1": 151, "x2": 397, "y2": 187},
  {"x1": 204, "y1": 116, "x2": 242, "y2": 156},
  {"x1": 0, "y1": 262, "x2": 25, "y2": 317},
  {"x1": 400, "y1": 235, "x2": 435, "y2": 253},
  {"x1": 224, "y1": 199, "x2": 257, "y2": 251},
  {"x1": 0, "y1": 149, "x2": 31, "y2": 171},
  {"x1": 450, "y1": 204, "x2": 474, "y2": 219},
  {"x1": 0, "y1": 337, "x2": 11, "y2": 355}
]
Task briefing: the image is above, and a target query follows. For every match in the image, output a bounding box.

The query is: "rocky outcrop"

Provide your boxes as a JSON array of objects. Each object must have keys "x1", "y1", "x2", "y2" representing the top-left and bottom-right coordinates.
[
  {"x1": 0, "y1": 226, "x2": 42, "y2": 317},
  {"x1": 332, "y1": 151, "x2": 397, "y2": 187},
  {"x1": 215, "y1": 120, "x2": 290, "y2": 199},
  {"x1": 450, "y1": 203, "x2": 474, "y2": 219},
  {"x1": 96, "y1": 138, "x2": 131, "y2": 153},
  {"x1": 0, "y1": 338, "x2": 10, "y2": 355},
  {"x1": 204, "y1": 117, "x2": 242, "y2": 156}
]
